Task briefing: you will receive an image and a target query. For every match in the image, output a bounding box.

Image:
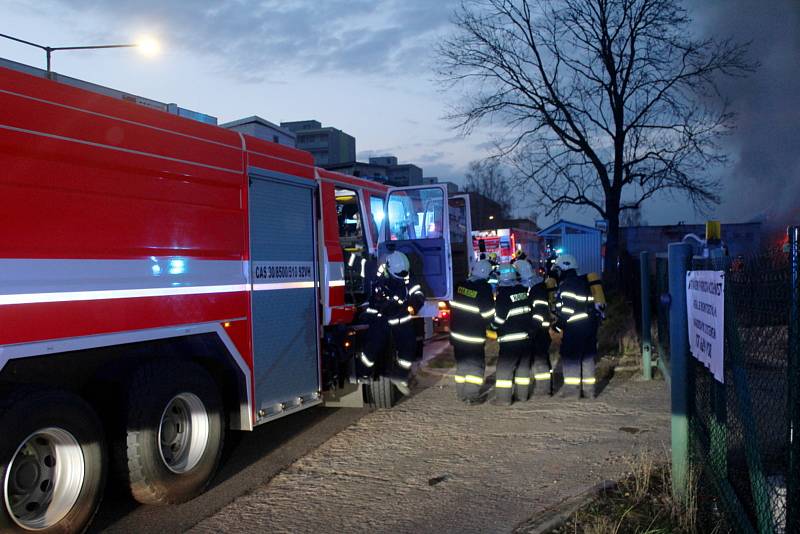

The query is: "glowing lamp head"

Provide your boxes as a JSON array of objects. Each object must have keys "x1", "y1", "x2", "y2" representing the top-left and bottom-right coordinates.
[{"x1": 136, "y1": 35, "x2": 161, "y2": 57}]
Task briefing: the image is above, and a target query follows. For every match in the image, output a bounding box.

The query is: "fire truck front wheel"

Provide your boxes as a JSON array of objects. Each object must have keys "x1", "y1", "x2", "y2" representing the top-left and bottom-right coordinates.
[
  {"x1": 0, "y1": 388, "x2": 106, "y2": 534},
  {"x1": 364, "y1": 376, "x2": 400, "y2": 409},
  {"x1": 121, "y1": 360, "x2": 224, "y2": 505}
]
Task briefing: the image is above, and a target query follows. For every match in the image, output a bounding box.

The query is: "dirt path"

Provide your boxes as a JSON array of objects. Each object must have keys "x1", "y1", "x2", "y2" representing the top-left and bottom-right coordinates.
[{"x1": 191, "y1": 349, "x2": 670, "y2": 534}]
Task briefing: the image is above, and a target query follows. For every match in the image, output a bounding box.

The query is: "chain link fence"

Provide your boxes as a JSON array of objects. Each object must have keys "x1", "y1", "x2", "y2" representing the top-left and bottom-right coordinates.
[{"x1": 688, "y1": 247, "x2": 793, "y2": 533}]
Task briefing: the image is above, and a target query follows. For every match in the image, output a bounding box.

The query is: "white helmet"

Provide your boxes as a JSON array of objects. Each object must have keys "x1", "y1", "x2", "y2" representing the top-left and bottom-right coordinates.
[
  {"x1": 555, "y1": 254, "x2": 578, "y2": 272},
  {"x1": 497, "y1": 262, "x2": 518, "y2": 285},
  {"x1": 514, "y1": 259, "x2": 534, "y2": 282},
  {"x1": 385, "y1": 251, "x2": 410, "y2": 278},
  {"x1": 470, "y1": 259, "x2": 493, "y2": 280}
]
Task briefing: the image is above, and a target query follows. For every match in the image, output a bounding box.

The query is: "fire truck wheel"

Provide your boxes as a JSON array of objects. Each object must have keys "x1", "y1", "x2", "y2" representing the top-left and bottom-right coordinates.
[
  {"x1": 0, "y1": 388, "x2": 106, "y2": 534},
  {"x1": 364, "y1": 376, "x2": 399, "y2": 409},
  {"x1": 122, "y1": 360, "x2": 224, "y2": 505}
]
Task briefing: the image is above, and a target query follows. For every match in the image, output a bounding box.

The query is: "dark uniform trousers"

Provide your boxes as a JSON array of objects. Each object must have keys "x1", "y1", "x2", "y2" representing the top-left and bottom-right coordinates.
[
  {"x1": 560, "y1": 319, "x2": 598, "y2": 395},
  {"x1": 556, "y1": 270, "x2": 601, "y2": 397},
  {"x1": 529, "y1": 280, "x2": 556, "y2": 397},
  {"x1": 453, "y1": 341, "x2": 487, "y2": 401},
  {"x1": 530, "y1": 327, "x2": 552, "y2": 396},
  {"x1": 493, "y1": 283, "x2": 533, "y2": 404}
]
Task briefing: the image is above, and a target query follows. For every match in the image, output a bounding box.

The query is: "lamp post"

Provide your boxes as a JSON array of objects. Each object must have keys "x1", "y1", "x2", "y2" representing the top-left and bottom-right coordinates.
[{"x1": 0, "y1": 33, "x2": 159, "y2": 78}]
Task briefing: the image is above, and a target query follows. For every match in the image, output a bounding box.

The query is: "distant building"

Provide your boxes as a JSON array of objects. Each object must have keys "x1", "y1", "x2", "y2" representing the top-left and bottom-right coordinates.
[
  {"x1": 620, "y1": 204, "x2": 644, "y2": 227},
  {"x1": 220, "y1": 116, "x2": 296, "y2": 146},
  {"x1": 466, "y1": 192, "x2": 506, "y2": 231},
  {"x1": 324, "y1": 154, "x2": 432, "y2": 188},
  {"x1": 362, "y1": 156, "x2": 423, "y2": 187},
  {"x1": 368, "y1": 156, "x2": 398, "y2": 167},
  {"x1": 423, "y1": 177, "x2": 459, "y2": 195},
  {"x1": 386, "y1": 164, "x2": 423, "y2": 187},
  {"x1": 538, "y1": 220, "x2": 603, "y2": 275},
  {"x1": 619, "y1": 222, "x2": 763, "y2": 258},
  {"x1": 324, "y1": 161, "x2": 389, "y2": 183},
  {"x1": 281, "y1": 120, "x2": 356, "y2": 165},
  {"x1": 442, "y1": 182, "x2": 460, "y2": 195}
]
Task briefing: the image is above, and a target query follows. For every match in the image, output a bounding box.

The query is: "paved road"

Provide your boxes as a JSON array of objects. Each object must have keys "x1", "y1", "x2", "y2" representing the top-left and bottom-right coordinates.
[
  {"x1": 193, "y1": 352, "x2": 670, "y2": 534},
  {"x1": 91, "y1": 338, "x2": 450, "y2": 533}
]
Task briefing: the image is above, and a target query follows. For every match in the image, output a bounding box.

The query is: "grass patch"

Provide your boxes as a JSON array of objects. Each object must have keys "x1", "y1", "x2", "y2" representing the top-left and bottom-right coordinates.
[{"x1": 548, "y1": 452, "x2": 731, "y2": 534}]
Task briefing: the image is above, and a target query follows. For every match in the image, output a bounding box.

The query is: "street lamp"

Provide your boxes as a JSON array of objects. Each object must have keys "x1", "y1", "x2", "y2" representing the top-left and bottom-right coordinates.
[{"x1": 0, "y1": 33, "x2": 160, "y2": 77}]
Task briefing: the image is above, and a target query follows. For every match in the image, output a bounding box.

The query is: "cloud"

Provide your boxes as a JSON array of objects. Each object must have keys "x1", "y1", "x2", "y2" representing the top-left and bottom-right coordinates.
[{"x1": 44, "y1": 0, "x2": 458, "y2": 80}]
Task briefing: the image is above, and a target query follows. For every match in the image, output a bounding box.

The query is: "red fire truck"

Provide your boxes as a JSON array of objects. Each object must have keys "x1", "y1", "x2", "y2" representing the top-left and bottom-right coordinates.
[{"x1": 0, "y1": 65, "x2": 471, "y2": 532}]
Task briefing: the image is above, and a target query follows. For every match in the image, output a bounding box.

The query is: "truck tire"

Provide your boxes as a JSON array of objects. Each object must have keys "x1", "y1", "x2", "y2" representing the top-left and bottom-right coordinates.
[
  {"x1": 120, "y1": 360, "x2": 224, "y2": 505},
  {"x1": 364, "y1": 376, "x2": 399, "y2": 409},
  {"x1": 0, "y1": 388, "x2": 106, "y2": 533}
]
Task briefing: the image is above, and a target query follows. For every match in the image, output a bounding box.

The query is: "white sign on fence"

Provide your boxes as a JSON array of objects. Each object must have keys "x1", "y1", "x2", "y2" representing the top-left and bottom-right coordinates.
[{"x1": 686, "y1": 270, "x2": 725, "y2": 383}]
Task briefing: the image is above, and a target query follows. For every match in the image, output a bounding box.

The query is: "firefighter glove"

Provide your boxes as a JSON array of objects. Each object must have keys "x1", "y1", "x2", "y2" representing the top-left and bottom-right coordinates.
[{"x1": 594, "y1": 303, "x2": 606, "y2": 320}]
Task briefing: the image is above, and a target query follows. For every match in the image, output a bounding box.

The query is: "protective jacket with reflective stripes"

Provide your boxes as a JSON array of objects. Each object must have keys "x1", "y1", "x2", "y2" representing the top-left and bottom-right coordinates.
[
  {"x1": 365, "y1": 274, "x2": 425, "y2": 322},
  {"x1": 493, "y1": 283, "x2": 532, "y2": 341},
  {"x1": 554, "y1": 270, "x2": 600, "y2": 329},
  {"x1": 449, "y1": 278, "x2": 494, "y2": 343},
  {"x1": 530, "y1": 281, "x2": 554, "y2": 331}
]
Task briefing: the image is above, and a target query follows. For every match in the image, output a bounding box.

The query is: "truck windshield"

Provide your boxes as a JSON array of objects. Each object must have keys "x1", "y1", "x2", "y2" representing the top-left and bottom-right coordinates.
[{"x1": 386, "y1": 188, "x2": 444, "y2": 241}]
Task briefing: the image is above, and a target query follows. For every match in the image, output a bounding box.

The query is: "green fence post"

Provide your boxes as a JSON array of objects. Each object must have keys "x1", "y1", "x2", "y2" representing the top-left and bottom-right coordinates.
[
  {"x1": 788, "y1": 225, "x2": 800, "y2": 534},
  {"x1": 708, "y1": 248, "x2": 729, "y2": 501},
  {"x1": 640, "y1": 251, "x2": 652, "y2": 380},
  {"x1": 669, "y1": 242, "x2": 693, "y2": 501}
]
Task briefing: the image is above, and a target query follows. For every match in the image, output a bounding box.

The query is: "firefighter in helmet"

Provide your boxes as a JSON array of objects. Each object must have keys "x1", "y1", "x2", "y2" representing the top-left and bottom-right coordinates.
[
  {"x1": 490, "y1": 262, "x2": 532, "y2": 405},
  {"x1": 487, "y1": 251, "x2": 500, "y2": 289},
  {"x1": 360, "y1": 251, "x2": 425, "y2": 395},
  {"x1": 514, "y1": 259, "x2": 556, "y2": 398},
  {"x1": 550, "y1": 254, "x2": 606, "y2": 399},
  {"x1": 449, "y1": 259, "x2": 495, "y2": 404}
]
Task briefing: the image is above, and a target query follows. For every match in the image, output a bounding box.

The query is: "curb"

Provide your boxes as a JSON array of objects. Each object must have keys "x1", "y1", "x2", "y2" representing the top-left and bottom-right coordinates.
[{"x1": 513, "y1": 480, "x2": 617, "y2": 534}]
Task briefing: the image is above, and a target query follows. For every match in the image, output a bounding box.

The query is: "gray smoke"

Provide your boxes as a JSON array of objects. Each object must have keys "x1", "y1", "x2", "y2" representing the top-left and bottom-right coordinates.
[{"x1": 690, "y1": 0, "x2": 800, "y2": 228}]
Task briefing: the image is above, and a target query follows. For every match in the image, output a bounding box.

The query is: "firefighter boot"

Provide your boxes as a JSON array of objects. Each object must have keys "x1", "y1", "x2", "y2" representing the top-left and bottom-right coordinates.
[
  {"x1": 492, "y1": 369, "x2": 515, "y2": 405},
  {"x1": 390, "y1": 373, "x2": 411, "y2": 396},
  {"x1": 454, "y1": 377, "x2": 466, "y2": 401},
  {"x1": 560, "y1": 353, "x2": 582, "y2": 399},
  {"x1": 493, "y1": 343, "x2": 519, "y2": 405},
  {"x1": 531, "y1": 356, "x2": 552, "y2": 397},
  {"x1": 581, "y1": 354, "x2": 598, "y2": 399},
  {"x1": 514, "y1": 353, "x2": 532, "y2": 402}
]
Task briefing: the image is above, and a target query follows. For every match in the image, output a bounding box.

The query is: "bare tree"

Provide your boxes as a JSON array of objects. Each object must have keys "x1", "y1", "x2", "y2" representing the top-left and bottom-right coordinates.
[
  {"x1": 438, "y1": 0, "x2": 753, "y2": 279},
  {"x1": 463, "y1": 158, "x2": 514, "y2": 219}
]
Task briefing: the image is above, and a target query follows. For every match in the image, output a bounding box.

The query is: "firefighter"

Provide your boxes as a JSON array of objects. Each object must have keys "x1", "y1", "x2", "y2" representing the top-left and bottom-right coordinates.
[
  {"x1": 487, "y1": 251, "x2": 499, "y2": 289},
  {"x1": 449, "y1": 259, "x2": 495, "y2": 403},
  {"x1": 550, "y1": 254, "x2": 606, "y2": 399},
  {"x1": 491, "y1": 262, "x2": 532, "y2": 405},
  {"x1": 510, "y1": 259, "x2": 535, "y2": 401},
  {"x1": 360, "y1": 251, "x2": 425, "y2": 395},
  {"x1": 515, "y1": 259, "x2": 555, "y2": 398}
]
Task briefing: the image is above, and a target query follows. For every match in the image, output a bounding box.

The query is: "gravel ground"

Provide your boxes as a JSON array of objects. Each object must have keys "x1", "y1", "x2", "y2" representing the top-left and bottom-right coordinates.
[{"x1": 191, "y1": 346, "x2": 670, "y2": 534}]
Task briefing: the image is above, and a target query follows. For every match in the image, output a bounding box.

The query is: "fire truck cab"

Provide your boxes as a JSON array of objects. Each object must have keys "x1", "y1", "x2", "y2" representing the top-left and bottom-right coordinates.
[{"x1": 0, "y1": 64, "x2": 470, "y2": 532}]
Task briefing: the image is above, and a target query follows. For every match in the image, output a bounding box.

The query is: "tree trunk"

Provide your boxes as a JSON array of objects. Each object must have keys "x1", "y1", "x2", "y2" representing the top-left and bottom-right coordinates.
[{"x1": 604, "y1": 199, "x2": 621, "y2": 290}]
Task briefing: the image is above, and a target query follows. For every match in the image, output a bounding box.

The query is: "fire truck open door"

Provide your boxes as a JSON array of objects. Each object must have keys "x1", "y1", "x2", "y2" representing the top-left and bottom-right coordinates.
[
  {"x1": 378, "y1": 184, "x2": 472, "y2": 316},
  {"x1": 248, "y1": 171, "x2": 321, "y2": 422},
  {"x1": 448, "y1": 194, "x2": 474, "y2": 288}
]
